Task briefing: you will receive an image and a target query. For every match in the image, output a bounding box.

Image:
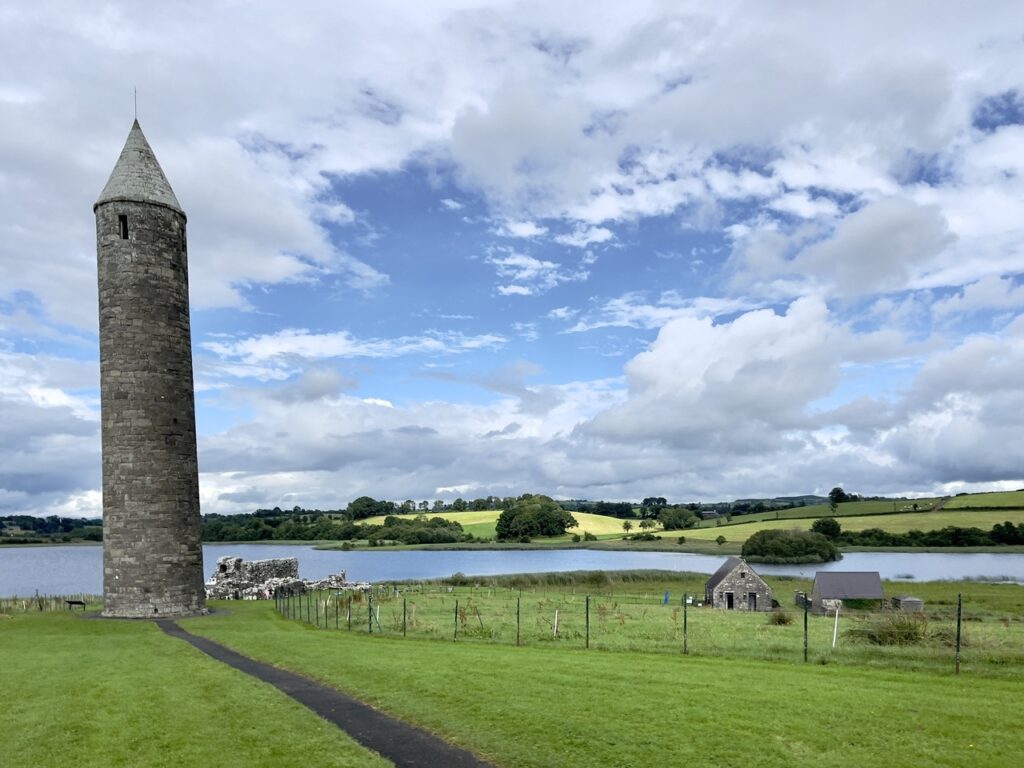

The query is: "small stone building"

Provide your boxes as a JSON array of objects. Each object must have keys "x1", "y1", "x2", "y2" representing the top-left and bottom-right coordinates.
[
  {"x1": 811, "y1": 571, "x2": 883, "y2": 614},
  {"x1": 705, "y1": 557, "x2": 773, "y2": 611},
  {"x1": 891, "y1": 595, "x2": 924, "y2": 612}
]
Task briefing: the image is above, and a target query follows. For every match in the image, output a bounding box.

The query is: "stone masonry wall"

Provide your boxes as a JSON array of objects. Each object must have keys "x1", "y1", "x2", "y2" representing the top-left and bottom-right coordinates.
[
  {"x1": 711, "y1": 564, "x2": 773, "y2": 611},
  {"x1": 98, "y1": 198, "x2": 205, "y2": 618}
]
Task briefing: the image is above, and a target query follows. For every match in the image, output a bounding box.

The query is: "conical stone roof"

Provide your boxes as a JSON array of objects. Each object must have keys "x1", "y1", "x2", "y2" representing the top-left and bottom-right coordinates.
[{"x1": 95, "y1": 119, "x2": 183, "y2": 214}]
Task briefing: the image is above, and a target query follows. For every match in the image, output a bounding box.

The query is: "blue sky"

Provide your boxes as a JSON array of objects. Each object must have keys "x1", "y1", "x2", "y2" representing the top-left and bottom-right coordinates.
[{"x1": 2, "y1": 1, "x2": 1024, "y2": 516}]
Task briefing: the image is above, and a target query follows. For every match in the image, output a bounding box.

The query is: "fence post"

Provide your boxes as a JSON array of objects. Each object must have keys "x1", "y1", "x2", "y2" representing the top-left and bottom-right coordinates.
[
  {"x1": 403, "y1": 597, "x2": 407, "y2": 638},
  {"x1": 335, "y1": 595, "x2": 339, "y2": 629},
  {"x1": 683, "y1": 593, "x2": 688, "y2": 655},
  {"x1": 803, "y1": 593, "x2": 809, "y2": 663},
  {"x1": 516, "y1": 596, "x2": 521, "y2": 646},
  {"x1": 368, "y1": 594, "x2": 373, "y2": 634},
  {"x1": 454, "y1": 599, "x2": 459, "y2": 641},
  {"x1": 955, "y1": 592, "x2": 962, "y2": 675},
  {"x1": 315, "y1": 594, "x2": 320, "y2": 628},
  {"x1": 585, "y1": 595, "x2": 590, "y2": 649}
]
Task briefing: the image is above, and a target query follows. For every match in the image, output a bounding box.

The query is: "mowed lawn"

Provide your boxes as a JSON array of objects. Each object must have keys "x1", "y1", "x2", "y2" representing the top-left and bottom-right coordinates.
[
  {"x1": 184, "y1": 601, "x2": 1024, "y2": 768},
  {"x1": 0, "y1": 611, "x2": 390, "y2": 768},
  {"x1": 362, "y1": 510, "x2": 634, "y2": 539},
  {"x1": 684, "y1": 509, "x2": 1024, "y2": 541}
]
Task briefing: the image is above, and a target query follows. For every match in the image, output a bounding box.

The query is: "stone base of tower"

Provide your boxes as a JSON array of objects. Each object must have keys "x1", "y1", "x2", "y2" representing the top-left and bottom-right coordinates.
[{"x1": 102, "y1": 590, "x2": 208, "y2": 619}]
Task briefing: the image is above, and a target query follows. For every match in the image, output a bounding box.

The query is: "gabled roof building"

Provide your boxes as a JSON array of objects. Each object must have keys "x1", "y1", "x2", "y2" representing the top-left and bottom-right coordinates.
[
  {"x1": 704, "y1": 557, "x2": 773, "y2": 611},
  {"x1": 811, "y1": 571, "x2": 883, "y2": 614}
]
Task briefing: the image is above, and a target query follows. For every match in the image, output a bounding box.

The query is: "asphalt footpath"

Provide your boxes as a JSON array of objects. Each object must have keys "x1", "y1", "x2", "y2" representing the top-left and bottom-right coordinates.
[{"x1": 157, "y1": 620, "x2": 494, "y2": 768}]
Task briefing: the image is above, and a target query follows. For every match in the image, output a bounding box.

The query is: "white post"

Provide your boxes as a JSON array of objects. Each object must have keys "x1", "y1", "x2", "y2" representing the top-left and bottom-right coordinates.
[
  {"x1": 831, "y1": 603, "x2": 841, "y2": 649},
  {"x1": 553, "y1": 609, "x2": 559, "y2": 637}
]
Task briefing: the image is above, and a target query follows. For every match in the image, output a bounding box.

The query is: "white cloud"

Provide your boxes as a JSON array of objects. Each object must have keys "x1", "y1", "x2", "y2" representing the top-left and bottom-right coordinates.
[
  {"x1": 203, "y1": 328, "x2": 507, "y2": 366},
  {"x1": 494, "y1": 220, "x2": 548, "y2": 238},
  {"x1": 933, "y1": 275, "x2": 1024, "y2": 318},
  {"x1": 487, "y1": 249, "x2": 589, "y2": 296},
  {"x1": 440, "y1": 198, "x2": 464, "y2": 210},
  {"x1": 554, "y1": 225, "x2": 614, "y2": 248}
]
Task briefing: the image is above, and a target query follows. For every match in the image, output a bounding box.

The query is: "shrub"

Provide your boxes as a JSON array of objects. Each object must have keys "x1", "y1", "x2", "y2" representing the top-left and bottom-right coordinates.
[
  {"x1": 583, "y1": 531, "x2": 598, "y2": 541},
  {"x1": 767, "y1": 610, "x2": 793, "y2": 626},
  {"x1": 810, "y1": 517, "x2": 841, "y2": 540},
  {"x1": 677, "y1": 535, "x2": 686, "y2": 544},
  {"x1": 571, "y1": 534, "x2": 581, "y2": 543},
  {"x1": 715, "y1": 535, "x2": 727, "y2": 545},
  {"x1": 845, "y1": 613, "x2": 929, "y2": 646},
  {"x1": 741, "y1": 529, "x2": 840, "y2": 563}
]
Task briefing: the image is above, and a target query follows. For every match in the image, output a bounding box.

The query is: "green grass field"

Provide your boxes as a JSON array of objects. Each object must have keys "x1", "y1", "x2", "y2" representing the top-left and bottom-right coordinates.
[
  {"x1": 361, "y1": 509, "x2": 636, "y2": 539},
  {"x1": 684, "y1": 509, "x2": 1024, "y2": 542},
  {"x1": 944, "y1": 490, "x2": 1024, "y2": 509},
  {"x1": 280, "y1": 573, "x2": 1024, "y2": 678},
  {"x1": 6, "y1": 575, "x2": 1023, "y2": 768},
  {"x1": 0, "y1": 611, "x2": 389, "y2": 768},
  {"x1": 183, "y1": 599, "x2": 1024, "y2": 768}
]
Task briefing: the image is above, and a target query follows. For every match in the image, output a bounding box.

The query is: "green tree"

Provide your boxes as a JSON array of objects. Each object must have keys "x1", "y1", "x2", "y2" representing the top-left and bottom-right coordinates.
[
  {"x1": 495, "y1": 495, "x2": 578, "y2": 541},
  {"x1": 828, "y1": 486, "x2": 848, "y2": 514},
  {"x1": 811, "y1": 517, "x2": 842, "y2": 540},
  {"x1": 622, "y1": 520, "x2": 633, "y2": 534},
  {"x1": 715, "y1": 535, "x2": 727, "y2": 545}
]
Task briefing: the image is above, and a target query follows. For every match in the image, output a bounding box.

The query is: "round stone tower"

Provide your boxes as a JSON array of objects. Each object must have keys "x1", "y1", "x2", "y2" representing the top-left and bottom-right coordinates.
[{"x1": 95, "y1": 120, "x2": 206, "y2": 617}]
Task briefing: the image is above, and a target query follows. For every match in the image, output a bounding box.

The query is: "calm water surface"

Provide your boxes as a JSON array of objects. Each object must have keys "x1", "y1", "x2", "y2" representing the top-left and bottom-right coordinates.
[{"x1": 1, "y1": 544, "x2": 1022, "y2": 596}]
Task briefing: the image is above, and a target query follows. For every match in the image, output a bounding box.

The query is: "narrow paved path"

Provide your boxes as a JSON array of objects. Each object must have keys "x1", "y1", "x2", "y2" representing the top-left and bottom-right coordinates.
[{"x1": 157, "y1": 621, "x2": 494, "y2": 768}]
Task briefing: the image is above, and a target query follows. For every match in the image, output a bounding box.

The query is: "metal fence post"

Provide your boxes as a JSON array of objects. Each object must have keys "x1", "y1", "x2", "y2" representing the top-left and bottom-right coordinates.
[
  {"x1": 683, "y1": 593, "x2": 689, "y2": 655},
  {"x1": 955, "y1": 592, "x2": 962, "y2": 675},
  {"x1": 803, "y1": 593, "x2": 809, "y2": 663},
  {"x1": 516, "y1": 596, "x2": 521, "y2": 646},
  {"x1": 585, "y1": 595, "x2": 590, "y2": 649}
]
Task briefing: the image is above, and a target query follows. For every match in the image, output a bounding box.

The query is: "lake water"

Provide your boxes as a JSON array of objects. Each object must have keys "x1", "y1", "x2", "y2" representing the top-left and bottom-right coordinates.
[{"x1": 1, "y1": 544, "x2": 1022, "y2": 596}]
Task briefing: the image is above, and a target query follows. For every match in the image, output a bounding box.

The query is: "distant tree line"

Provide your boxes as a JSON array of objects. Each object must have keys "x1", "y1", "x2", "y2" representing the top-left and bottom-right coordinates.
[
  {"x1": 810, "y1": 518, "x2": 1024, "y2": 548},
  {"x1": 0, "y1": 515, "x2": 103, "y2": 544}
]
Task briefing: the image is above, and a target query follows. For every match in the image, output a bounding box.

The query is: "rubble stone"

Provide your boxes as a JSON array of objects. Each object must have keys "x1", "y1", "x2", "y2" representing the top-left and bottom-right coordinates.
[{"x1": 204, "y1": 556, "x2": 368, "y2": 600}]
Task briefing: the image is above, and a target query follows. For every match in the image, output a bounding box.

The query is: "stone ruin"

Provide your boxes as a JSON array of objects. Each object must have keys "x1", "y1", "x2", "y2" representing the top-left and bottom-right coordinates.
[{"x1": 205, "y1": 556, "x2": 368, "y2": 600}]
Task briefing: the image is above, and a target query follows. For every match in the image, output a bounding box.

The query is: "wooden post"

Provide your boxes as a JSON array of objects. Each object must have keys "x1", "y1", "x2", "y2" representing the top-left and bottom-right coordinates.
[
  {"x1": 683, "y1": 593, "x2": 688, "y2": 655},
  {"x1": 347, "y1": 596, "x2": 352, "y2": 631},
  {"x1": 403, "y1": 597, "x2": 407, "y2": 637},
  {"x1": 955, "y1": 592, "x2": 962, "y2": 675},
  {"x1": 454, "y1": 599, "x2": 459, "y2": 641},
  {"x1": 335, "y1": 595, "x2": 339, "y2": 629},
  {"x1": 315, "y1": 594, "x2": 320, "y2": 628},
  {"x1": 368, "y1": 594, "x2": 373, "y2": 634}
]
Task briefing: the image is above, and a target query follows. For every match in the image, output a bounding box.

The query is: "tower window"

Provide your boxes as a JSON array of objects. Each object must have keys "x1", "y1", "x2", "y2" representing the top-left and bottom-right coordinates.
[{"x1": 118, "y1": 215, "x2": 128, "y2": 239}]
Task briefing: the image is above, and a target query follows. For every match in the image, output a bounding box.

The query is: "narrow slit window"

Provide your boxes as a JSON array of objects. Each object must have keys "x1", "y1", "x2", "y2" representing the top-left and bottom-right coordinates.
[{"x1": 118, "y1": 215, "x2": 128, "y2": 240}]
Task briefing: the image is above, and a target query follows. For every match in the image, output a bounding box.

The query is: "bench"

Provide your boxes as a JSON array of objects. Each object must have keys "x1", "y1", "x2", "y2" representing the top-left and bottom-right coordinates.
[{"x1": 65, "y1": 600, "x2": 87, "y2": 611}]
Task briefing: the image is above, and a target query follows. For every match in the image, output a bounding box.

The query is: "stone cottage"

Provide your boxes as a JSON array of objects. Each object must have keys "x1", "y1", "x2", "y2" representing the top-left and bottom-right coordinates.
[{"x1": 704, "y1": 557, "x2": 773, "y2": 611}]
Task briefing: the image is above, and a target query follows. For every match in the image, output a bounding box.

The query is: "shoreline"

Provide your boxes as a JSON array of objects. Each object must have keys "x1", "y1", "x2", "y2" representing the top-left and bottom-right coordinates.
[{"x1": 4, "y1": 538, "x2": 1024, "y2": 556}]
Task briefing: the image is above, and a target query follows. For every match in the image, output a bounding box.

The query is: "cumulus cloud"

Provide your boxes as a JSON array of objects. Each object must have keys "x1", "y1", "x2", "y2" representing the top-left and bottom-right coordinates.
[
  {"x1": 585, "y1": 297, "x2": 843, "y2": 451},
  {"x1": 732, "y1": 198, "x2": 956, "y2": 297}
]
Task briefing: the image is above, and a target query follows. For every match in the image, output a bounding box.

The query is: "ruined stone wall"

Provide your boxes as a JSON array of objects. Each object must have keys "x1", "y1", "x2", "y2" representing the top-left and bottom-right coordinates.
[{"x1": 98, "y1": 198, "x2": 205, "y2": 618}]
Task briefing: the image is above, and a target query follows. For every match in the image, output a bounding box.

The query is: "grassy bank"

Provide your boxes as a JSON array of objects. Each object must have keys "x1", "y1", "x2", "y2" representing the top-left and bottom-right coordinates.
[
  {"x1": 183, "y1": 600, "x2": 1024, "y2": 768},
  {"x1": 0, "y1": 611, "x2": 389, "y2": 768}
]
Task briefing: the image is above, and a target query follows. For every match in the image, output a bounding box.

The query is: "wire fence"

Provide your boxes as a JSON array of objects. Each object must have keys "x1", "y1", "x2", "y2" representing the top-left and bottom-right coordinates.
[
  {"x1": 0, "y1": 592, "x2": 98, "y2": 613},
  {"x1": 274, "y1": 583, "x2": 1024, "y2": 676}
]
